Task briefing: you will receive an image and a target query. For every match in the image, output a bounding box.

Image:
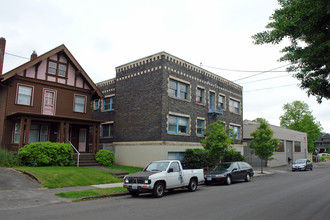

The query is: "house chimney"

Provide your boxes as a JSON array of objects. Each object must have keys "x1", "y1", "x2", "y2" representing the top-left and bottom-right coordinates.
[
  {"x1": 0, "y1": 37, "x2": 6, "y2": 75},
  {"x1": 30, "y1": 50, "x2": 37, "y2": 61}
]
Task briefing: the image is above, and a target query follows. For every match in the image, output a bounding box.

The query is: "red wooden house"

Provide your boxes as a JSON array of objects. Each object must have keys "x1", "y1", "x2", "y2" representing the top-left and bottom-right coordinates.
[{"x1": 0, "y1": 40, "x2": 103, "y2": 153}]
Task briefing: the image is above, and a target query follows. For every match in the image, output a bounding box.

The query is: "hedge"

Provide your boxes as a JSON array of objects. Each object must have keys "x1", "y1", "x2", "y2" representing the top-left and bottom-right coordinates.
[
  {"x1": 95, "y1": 149, "x2": 114, "y2": 166},
  {"x1": 17, "y1": 142, "x2": 74, "y2": 166}
]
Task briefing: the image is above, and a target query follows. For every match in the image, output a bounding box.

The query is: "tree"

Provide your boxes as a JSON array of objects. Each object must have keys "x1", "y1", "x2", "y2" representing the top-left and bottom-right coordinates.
[
  {"x1": 249, "y1": 118, "x2": 280, "y2": 174},
  {"x1": 252, "y1": 0, "x2": 330, "y2": 103},
  {"x1": 280, "y1": 100, "x2": 323, "y2": 152},
  {"x1": 200, "y1": 120, "x2": 234, "y2": 164}
]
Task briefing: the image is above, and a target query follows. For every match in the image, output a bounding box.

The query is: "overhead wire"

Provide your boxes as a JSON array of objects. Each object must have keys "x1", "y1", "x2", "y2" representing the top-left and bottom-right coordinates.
[
  {"x1": 244, "y1": 84, "x2": 297, "y2": 92},
  {"x1": 200, "y1": 64, "x2": 288, "y2": 73},
  {"x1": 5, "y1": 52, "x2": 29, "y2": 60}
]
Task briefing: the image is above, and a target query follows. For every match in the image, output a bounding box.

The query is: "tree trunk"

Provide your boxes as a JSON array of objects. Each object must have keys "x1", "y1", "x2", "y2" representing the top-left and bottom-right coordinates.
[{"x1": 260, "y1": 159, "x2": 263, "y2": 174}]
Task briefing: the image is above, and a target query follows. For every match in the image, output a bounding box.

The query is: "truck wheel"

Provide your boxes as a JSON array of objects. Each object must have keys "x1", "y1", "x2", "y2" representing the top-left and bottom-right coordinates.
[
  {"x1": 129, "y1": 191, "x2": 139, "y2": 197},
  {"x1": 153, "y1": 182, "x2": 165, "y2": 198},
  {"x1": 188, "y1": 178, "x2": 197, "y2": 192}
]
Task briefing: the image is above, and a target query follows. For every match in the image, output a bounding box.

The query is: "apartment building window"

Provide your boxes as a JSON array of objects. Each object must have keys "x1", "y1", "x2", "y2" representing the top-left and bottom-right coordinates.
[
  {"x1": 168, "y1": 152, "x2": 185, "y2": 162},
  {"x1": 196, "y1": 87, "x2": 204, "y2": 104},
  {"x1": 197, "y1": 119, "x2": 205, "y2": 136},
  {"x1": 74, "y1": 95, "x2": 86, "y2": 113},
  {"x1": 102, "y1": 123, "x2": 113, "y2": 137},
  {"x1": 218, "y1": 95, "x2": 225, "y2": 110},
  {"x1": 295, "y1": 141, "x2": 301, "y2": 152},
  {"x1": 48, "y1": 60, "x2": 67, "y2": 77},
  {"x1": 16, "y1": 84, "x2": 33, "y2": 106},
  {"x1": 94, "y1": 99, "x2": 100, "y2": 110},
  {"x1": 229, "y1": 125, "x2": 241, "y2": 139},
  {"x1": 168, "y1": 115, "x2": 189, "y2": 134},
  {"x1": 229, "y1": 98, "x2": 240, "y2": 114},
  {"x1": 278, "y1": 140, "x2": 285, "y2": 152},
  {"x1": 169, "y1": 79, "x2": 189, "y2": 100},
  {"x1": 103, "y1": 97, "x2": 114, "y2": 111},
  {"x1": 209, "y1": 92, "x2": 215, "y2": 112}
]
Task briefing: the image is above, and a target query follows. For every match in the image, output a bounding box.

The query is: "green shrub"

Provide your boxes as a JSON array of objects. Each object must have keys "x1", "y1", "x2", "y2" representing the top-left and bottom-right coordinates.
[
  {"x1": 17, "y1": 142, "x2": 74, "y2": 166},
  {"x1": 95, "y1": 149, "x2": 114, "y2": 166},
  {"x1": 319, "y1": 157, "x2": 325, "y2": 162},
  {"x1": 0, "y1": 147, "x2": 20, "y2": 167},
  {"x1": 183, "y1": 149, "x2": 215, "y2": 169},
  {"x1": 223, "y1": 149, "x2": 245, "y2": 162}
]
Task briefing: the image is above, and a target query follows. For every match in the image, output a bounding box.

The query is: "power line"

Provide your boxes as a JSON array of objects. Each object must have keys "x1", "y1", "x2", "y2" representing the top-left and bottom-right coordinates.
[
  {"x1": 5, "y1": 52, "x2": 29, "y2": 60},
  {"x1": 201, "y1": 64, "x2": 288, "y2": 73},
  {"x1": 244, "y1": 84, "x2": 296, "y2": 92},
  {"x1": 239, "y1": 74, "x2": 292, "y2": 84},
  {"x1": 233, "y1": 64, "x2": 291, "y2": 82}
]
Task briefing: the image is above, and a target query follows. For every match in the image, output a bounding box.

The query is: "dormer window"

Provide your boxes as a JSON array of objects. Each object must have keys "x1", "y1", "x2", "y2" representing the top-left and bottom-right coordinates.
[{"x1": 47, "y1": 60, "x2": 67, "y2": 77}]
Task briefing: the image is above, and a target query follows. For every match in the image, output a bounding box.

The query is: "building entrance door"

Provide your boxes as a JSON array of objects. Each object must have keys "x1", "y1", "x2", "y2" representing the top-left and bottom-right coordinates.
[
  {"x1": 286, "y1": 140, "x2": 293, "y2": 163},
  {"x1": 78, "y1": 128, "x2": 87, "y2": 152}
]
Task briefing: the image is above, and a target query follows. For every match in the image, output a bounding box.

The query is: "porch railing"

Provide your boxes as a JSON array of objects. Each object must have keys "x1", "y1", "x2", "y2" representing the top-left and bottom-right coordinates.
[{"x1": 69, "y1": 141, "x2": 80, "y2": 167}]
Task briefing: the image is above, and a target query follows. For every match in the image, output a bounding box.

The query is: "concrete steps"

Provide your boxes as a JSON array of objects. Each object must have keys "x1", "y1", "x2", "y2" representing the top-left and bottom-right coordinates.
[{"x1": 73, "y1": 153, "x2": 99, "y2": 166}]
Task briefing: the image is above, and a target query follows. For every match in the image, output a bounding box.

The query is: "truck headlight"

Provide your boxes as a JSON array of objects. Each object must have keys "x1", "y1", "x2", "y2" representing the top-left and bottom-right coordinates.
[
  {"x1": 124, "y1": 178, "x2": 129, "y2": 183},
  {"x1": 144, "y1": 179, "x2": 151, "y2": 184}
]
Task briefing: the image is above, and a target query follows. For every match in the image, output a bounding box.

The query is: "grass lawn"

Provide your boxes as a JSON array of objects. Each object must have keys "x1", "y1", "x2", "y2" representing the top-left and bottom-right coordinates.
[
  {"x1": 15, "y1": 166, "x2": 122, "y2": 188},
  {"x1": 107, "y1": 165, "x2": 143, "y2": 174},
  {"x1": 55, "y1": 187, "x2": 127, "y2": 198}
]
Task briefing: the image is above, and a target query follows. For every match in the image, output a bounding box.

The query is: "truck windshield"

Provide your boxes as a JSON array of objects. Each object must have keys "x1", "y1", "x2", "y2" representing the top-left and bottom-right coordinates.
[{"x1": 144, "y1": 162, "x2": 170, "y2": 172}]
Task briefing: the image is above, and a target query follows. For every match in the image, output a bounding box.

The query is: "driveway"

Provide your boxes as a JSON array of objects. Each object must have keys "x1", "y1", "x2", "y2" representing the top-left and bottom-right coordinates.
[{"x1": 0, "y1": 168, "x2": 41, "y2": 191}]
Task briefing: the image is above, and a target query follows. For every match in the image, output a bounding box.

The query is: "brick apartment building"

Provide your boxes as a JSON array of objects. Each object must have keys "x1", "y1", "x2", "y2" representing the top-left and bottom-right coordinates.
[{"x1": 93, "y1": 52, "x2": 243, "y2": 167}]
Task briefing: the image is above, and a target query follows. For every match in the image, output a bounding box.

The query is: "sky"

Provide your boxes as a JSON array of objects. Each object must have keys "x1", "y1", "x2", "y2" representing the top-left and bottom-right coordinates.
[{"x1": 1, "y1": 0, "x2": 329, "y2": 133}]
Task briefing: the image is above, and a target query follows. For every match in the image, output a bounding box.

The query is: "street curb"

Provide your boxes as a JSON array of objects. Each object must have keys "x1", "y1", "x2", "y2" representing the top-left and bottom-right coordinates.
[
  {"x1": 13, "y1": 168, "x2": 41, "y2": 184},
  {"x1": 79, "y1": 192, "x2": 129, "y2": 201}
]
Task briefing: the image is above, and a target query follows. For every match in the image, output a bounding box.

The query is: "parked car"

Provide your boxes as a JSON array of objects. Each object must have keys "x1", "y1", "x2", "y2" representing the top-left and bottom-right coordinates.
[
  {"x1": 204, "y1": 161, "x2": 254, "y2": 185},
  {"x1": 123, "y1": 160, "x2": 204, "y2": 198},
  {"x1": 317, "y1": 153, "x2": 330, "y2": 158},
  {"x1": 292, "y1": 159, "x2": 313, "y2": 171}
]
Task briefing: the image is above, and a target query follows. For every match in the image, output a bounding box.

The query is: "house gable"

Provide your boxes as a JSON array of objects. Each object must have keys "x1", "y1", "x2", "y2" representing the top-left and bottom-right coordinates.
[{"x1": 0, "y1": 44, "x2": 102, "y2": 98}]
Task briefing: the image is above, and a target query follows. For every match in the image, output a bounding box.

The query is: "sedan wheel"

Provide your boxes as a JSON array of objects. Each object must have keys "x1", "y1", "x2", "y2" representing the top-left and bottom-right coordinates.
[
  {"x1": 226, "y1": 175, "x2": 232, "y2": 185},
  {"x1": 245, "y1": 173, "x2": 251, "y2": 182}
]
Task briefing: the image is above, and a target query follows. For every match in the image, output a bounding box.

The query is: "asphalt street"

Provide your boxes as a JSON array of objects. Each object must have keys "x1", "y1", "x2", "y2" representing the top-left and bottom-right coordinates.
[{"x1": 1, "y1": 163, "x2": 330, "y2": 220}]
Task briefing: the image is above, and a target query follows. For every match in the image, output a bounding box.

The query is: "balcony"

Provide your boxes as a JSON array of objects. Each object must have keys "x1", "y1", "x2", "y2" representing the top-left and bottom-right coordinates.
[{"x1": 208, "y1": 105, "x2": 223, "y2": 117}]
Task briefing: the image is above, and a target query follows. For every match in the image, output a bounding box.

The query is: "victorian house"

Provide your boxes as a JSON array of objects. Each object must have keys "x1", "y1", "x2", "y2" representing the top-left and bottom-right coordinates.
[{"x1": 0, "y1": 38, "x2": 103, "y2": 153}]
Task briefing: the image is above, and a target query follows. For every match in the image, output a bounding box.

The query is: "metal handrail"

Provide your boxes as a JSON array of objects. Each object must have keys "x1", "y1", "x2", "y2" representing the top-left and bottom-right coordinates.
[{"x1": 69, "y1": 141, "x2": 80, "y2": 167}]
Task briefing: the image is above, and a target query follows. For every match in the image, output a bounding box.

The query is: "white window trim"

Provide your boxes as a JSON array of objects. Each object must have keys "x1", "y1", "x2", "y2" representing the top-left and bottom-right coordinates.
[
  {"x1": 73, "y1": 94, "x2": 87, "y2": 113},
  {"x1": 16, "y1": 83, "x2": 34, "y2": 106}
]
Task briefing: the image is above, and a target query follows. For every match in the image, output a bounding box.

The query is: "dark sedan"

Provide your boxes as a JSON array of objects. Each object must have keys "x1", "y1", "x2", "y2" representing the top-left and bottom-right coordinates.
[
  {"x1": 292, "y1": 159, "x2": 313, "y2": 171},
  {"x1": 204, "y1": 161, "x2": 254, "y2": 185}
]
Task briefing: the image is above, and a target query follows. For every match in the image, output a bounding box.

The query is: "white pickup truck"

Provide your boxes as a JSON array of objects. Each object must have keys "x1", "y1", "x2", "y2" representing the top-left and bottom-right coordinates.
[{"x1": 123, "y1": 160, "x2": 204, "y2": 198}]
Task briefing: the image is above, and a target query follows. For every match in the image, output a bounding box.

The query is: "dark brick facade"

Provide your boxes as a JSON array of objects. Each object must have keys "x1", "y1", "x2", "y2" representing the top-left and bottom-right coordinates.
[{"x1": 93, "y1": 52, "x2": 243, "y2": 145}]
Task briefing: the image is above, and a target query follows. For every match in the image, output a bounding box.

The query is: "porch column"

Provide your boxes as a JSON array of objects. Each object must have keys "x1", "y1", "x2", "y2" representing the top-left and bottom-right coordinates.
[
  {"x1": 65, "y1": 122, "x2": 70, "y2": 143},
  {"x1": 19, "y1": 117, "x2": 25, "y2": 148},
  {"x1": 96, "y1": 124, "x2": 100, "y2": 152},
  {"x1": 60, "y1": 121, "x2": 65, "y2": 143},
  {"x1": 92, "y1": 125, "x2": 96, "y2": 153},
  {"x1": 24, "y1": 118, "x2": 31, "y2": 146}
]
